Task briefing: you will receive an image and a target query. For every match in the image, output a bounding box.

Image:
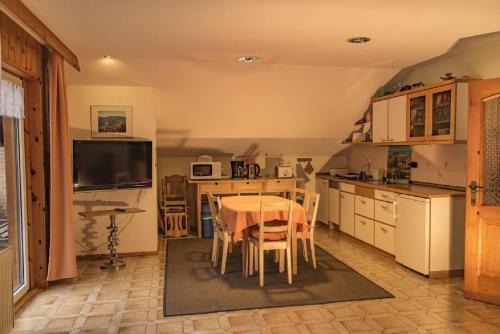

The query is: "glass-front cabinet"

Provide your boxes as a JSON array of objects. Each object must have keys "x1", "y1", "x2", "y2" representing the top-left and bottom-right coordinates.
[
  {"x1": 429, "y1": 85, "x2": 455, "y2": 140},
  {"x1": 406, "y1": 83, "x2": 456, "y2": 142},
  {"x1": 407, "y1": 93, "x2": 427, "y2": 141}
]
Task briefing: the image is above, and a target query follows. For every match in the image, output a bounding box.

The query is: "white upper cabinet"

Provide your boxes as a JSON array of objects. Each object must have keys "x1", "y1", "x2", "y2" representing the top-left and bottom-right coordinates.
[
  {"x1": 372, "y1": 99, "x2": 388, "y2": 143},
  {"x1": 373, "y1": 96, "x2": 406, "y2": 143},
  {"x1": 387, "y1": 96, "x2": 407, "y2": 142}
]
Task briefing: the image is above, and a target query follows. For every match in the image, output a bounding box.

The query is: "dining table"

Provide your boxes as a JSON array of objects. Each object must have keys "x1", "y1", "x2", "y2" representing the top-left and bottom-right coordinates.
[{"x1": 219, "y1": 195, "x2": 308, "y2": 276}]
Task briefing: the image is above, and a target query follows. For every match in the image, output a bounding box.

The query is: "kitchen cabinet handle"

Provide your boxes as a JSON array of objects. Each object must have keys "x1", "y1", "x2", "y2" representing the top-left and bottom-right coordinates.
[
  {"x1": 381, "y1": 205, "x2": 389, "y2": 210},
  {"x1": 246, "y1": 181, "x2": 250, "y2": 184},
  {"x1": 361, "y1": 221, "x2": 367, "y2": 225},
  {"x1": 381, "y1": 227, "x2": 388, "y2": 233},
  {"x1": 386, "y1": 138, "x2": 395, "y2": 142},
  {"x1": 215, "y1": 182, "x2": 219, "y2": 186},
  {"x1": 360, "y1": 200, "x2": 366, "y2": 204},
  {"x1": 380, "y1": 194, "x2": 388, "y2": 198}
]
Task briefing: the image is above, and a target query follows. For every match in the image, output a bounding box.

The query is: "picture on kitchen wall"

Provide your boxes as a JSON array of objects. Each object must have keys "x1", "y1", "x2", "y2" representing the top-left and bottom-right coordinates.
[
  {"x1": 91, "y1": 105, "x2": 133, "y2": 138},
  {"x1": 387, "y1": 146, "x2": 411, "y2": 184}
]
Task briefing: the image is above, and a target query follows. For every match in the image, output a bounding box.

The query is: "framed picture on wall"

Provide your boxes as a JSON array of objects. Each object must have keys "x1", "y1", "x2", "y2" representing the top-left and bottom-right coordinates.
[{"x1": 90, "y1": 105, "x2": 133, "y2": 138}]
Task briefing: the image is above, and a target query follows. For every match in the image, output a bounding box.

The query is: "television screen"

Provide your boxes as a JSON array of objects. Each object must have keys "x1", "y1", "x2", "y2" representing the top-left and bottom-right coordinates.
[{"x1": 73, "y1": 140, "x2": 152, "y2": 192}]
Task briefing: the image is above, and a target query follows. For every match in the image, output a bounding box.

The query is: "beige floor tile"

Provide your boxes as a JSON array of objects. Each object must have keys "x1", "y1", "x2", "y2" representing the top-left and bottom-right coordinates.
[
  {"x1": 156, "y1": 321, "x2": 184, "y2": 333},
  {"x1": 193, "y1": 318, "x2": 221, "y2": 331}
]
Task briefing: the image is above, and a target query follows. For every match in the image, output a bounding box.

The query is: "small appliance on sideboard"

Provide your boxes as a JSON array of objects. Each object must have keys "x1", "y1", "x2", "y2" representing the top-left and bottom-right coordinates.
[
  {"x1": 276, "y1": 166, "x2": 293, "y2": 178},
  {"x1": 190, "y1": 161, "x2": 222, "y2": 179},
  {"x1": 247, "y1": 163, "x2": 260, "y2": 179},
  {"x1": 231, "y1": 160, "x2": 245, "y2": 179}
]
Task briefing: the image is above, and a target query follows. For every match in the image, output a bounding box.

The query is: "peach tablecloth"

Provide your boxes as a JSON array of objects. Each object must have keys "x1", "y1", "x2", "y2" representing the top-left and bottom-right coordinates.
[{"x1": 220, "y1": 195, "x2": 308, "y2": 240}]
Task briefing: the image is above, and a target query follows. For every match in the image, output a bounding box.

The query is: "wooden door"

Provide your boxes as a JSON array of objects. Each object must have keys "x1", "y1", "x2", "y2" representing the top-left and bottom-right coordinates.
[
  {"x1": 406, "y1": 91, "x2": 427, "y2": 142},
  {"x1": 372, "y1": 100, "x2": 388, "y2": 143},
  {"x1": 428, "y1": 84, "x2": 456, "y2": 141},
  {"x1": 464, "y1": 78, "x2": 500, "y2": 305}
]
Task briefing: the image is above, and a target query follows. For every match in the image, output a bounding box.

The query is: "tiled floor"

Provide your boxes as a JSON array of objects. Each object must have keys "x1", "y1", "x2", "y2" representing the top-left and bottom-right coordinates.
[{"x1": 13, "y1": 226, "x2": 500, "y2": 333}]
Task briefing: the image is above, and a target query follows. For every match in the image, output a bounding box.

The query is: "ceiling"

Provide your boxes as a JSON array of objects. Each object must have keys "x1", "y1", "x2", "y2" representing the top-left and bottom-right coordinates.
[
  {"x1": 22, "y1": 0, "x2": 500, "y2": 81},
  {"x1": 20, "y1": 1, "x2": 500, "y2": 157}
]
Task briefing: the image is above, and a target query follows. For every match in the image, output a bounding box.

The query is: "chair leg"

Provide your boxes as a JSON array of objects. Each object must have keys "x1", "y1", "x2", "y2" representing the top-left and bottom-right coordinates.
[
  {"x1": 242, "y1": 236, "x2": 247, "y2": 278},
  {"x1": 229, "y1": 240, "x2": 233, "y2": 253},
  {"x1": 211, "y1": 235, "x2": 217, "y2": 263},
  {"x1": 254, "y1": 246, "x2": 259, "y2": 272},
  {"x1": 279, "y1": 249, "x2": 285, "y2": 273},
  {"x1": 213, "y1": 236, "x2": 219, "y2": 267},
  {"x1": 221, "y1": 237, "x2": 229, "y2": 275},
  {"x1": 259, "y1": 248, "x2": 264, "y2": 287},
  {"x1": 286, "y1": 246, "x2": 293, "y2": 285},
  {"x1": 310, "y1": 237, "x2": 317, "y2": 269},
  {"x1": 249, "y1": 242, "x2": 254, "y2": 276},
  {"x1": 273, "y1": 250, "x2": 279, "y2": 263},
  {"x1": 301, "y1": 238, "x2": 309, "y2": 262}
]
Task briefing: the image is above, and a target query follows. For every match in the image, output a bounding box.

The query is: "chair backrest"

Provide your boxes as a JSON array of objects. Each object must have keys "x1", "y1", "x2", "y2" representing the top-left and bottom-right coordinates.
[
  {"x1": 162, "y1": 175, "x2": 187, "y2": 205},
  {"x1": 294, "y1": 188, "x2": 310, "y2": 209},
  {"x1": 258, "y1": 199, "x2": 293, "y2": 243},
  {"x1": 306, "y1": 192, "x2": 320, "y2": 233},
  {"x1": 207, "y1": 192, "x2": 223, "y2": 231}
]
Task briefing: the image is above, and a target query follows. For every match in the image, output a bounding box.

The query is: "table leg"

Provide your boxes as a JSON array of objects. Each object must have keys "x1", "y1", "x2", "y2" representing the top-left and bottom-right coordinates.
[
  {"x1": 292, "y1": 220, "x2": 298, "y2": 275},
  {"x1": 242, "y1": 230, "x2": 249, "y2": 278},
  {"x1": 196, "y1": 186, "x2": 202, "y2": 238},
  {"x1": 101, "y1": 215, "x2": 126, "y2": 270}
]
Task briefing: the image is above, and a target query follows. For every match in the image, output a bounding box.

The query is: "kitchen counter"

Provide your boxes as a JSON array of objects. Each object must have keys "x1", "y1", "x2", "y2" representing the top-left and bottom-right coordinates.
[
  {"x1": 188, "y1": 177, "x2": 302, "y2": 183},
  {"x1": 316, "y1": 174, "x2": 465, "y2": 198}
]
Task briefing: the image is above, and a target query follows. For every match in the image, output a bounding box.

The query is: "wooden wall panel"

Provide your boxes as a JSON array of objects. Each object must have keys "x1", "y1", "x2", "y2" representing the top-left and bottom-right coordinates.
[
  {"x1": 22, "y1": 79, "x2": 47, "y2": 289},
  {"x1": 0, "y1": 12, "x2": 41, "y2": 79}
]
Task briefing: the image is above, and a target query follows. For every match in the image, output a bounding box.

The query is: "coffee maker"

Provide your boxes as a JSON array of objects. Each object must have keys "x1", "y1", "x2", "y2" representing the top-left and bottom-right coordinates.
[{"x1": 231, "y1": 160, "x2": 245, "y2": 178}]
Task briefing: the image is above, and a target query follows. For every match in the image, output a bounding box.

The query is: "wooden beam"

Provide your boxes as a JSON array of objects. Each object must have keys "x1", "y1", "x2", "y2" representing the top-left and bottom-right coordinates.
[{"x1": 0, "y1": 0, "x2": 80, "y2": 71}]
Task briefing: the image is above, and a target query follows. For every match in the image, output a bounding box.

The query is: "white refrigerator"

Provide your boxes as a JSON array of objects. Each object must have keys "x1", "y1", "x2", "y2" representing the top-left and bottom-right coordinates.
[{"x1": 394, "y1": 194, "x2": 431, "y2": 275}]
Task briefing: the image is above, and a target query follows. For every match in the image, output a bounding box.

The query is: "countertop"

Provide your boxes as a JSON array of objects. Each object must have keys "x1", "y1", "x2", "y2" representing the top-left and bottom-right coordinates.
[{"x1": 316, "y1": 174, "x2": 465, "y2": 198}]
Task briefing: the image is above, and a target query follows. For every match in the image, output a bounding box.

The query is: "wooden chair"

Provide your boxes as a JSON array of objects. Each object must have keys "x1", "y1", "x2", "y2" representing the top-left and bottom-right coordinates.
[
  {"x1": 207, "y1": 193, "x2": 234, "y2": 274},
  {"x1": 294, "y1": 187, "x2": 310, "y2": 209},
  {"x1": 296, "y1": 191, "x2": 320, "y2": 269},
  {"x1": 161, "y1": 175, "x2": 189, "y2": 237},
  {"x1": 248, "y1": 199, "x2": 294, "y2": 287}
]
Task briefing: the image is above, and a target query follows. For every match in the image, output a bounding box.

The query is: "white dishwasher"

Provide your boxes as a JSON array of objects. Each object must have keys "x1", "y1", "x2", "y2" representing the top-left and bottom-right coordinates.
[{"x1": 394, "y1": 194, "x2": 431, "y2": 275}]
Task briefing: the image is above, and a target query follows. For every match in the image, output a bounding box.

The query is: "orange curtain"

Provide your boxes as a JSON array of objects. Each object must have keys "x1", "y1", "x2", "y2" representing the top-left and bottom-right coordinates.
[{"x1": 46, "y1": 51, "x2": 77, "y2": 281}]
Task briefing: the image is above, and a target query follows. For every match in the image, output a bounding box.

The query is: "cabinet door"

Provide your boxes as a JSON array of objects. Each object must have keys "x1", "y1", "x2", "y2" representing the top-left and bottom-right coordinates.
[
  {"x1": 328, "y1": 188, "x2": 340, "y2": 225},
  {"x1": 372, "y1": 100, "x2": 388, "y2": 143},
  {"x1": 429, "y1": 84, "x2": 455, "y2": 141},
  {"x1": 340, "y1": 192, "x2": 355, "y2": 236},
  {"x1": 316, "y1": 179, "x2": 329, "y2": 224},
  {"x1": 407, "y1": 92, "x2": 427, "y2": 141},
  {"x1": 387, "y1": 96, "x2": 407, "y2": 142}
]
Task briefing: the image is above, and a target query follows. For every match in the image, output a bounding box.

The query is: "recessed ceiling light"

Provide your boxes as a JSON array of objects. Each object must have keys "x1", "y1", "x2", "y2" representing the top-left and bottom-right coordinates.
[
  {"x1": 237, "y1": 56, "x2": 261, "y2": 63},
  {"x1": 347, "y1": 37, "x2": 371, "y2": 44},
  {"x1": 103, "y1": 55, "x2": 112, "y2": 59}
]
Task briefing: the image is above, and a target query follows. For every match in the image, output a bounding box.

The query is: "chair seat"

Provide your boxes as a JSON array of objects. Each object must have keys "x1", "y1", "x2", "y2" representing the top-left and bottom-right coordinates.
[{"x1": 248, "y1": 220, "x2": 287, "y2": 241}]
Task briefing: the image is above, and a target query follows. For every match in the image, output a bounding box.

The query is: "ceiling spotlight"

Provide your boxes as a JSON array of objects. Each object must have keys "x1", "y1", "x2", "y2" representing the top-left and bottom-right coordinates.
[
  {"x1": 237, "y1": 56, "x2": 261, "y2": 63},
  {"x1": 347, "y1": 37, "x2": 371, "y2": 44}
]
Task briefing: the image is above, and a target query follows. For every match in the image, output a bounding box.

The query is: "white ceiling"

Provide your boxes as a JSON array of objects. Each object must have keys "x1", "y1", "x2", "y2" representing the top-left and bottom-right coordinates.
[
  {"x1": 23, "y1": 0, "x2": 500, "y2": 77},
  {"x1": 21, "y1": 0, "x2": 500, "y2": 157}
]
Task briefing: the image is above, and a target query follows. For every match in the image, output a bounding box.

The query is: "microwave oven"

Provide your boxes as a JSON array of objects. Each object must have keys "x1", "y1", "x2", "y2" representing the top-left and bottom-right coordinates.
[{"x1": 190, "y1": 162, "x2": 222, "y2": 179}]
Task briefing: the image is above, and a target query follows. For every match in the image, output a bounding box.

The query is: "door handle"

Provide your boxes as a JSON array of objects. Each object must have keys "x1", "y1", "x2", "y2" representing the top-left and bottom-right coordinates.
[{"x1": 468, "y1": 180, "x2": 483, "y2": 206}]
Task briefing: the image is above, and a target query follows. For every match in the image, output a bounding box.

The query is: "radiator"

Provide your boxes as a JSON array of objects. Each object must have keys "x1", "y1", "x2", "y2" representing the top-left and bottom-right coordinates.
[{"x1": 0, "y1": 246, "x2": 13, "y2": 334}]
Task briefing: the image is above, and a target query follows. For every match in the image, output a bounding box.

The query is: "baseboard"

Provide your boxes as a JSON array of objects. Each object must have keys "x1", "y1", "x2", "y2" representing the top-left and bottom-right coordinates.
[
  {"x1": 76, "y1": 250, "x2": 158, "y2": 260},
  {"x1": 429, "y1": 269, "x2": 464, "y2": 279}
]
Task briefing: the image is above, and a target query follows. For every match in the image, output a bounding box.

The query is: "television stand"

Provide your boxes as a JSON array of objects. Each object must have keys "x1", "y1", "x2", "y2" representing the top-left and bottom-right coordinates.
[{"x1": 79, "y1": 208, "x2": 146, "y2": 269}]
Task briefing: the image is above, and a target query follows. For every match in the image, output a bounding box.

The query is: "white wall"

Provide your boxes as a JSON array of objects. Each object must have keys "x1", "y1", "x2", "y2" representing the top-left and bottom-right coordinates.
[{"x1": 68, "y1": 85, "x2": 158, "y2": 256}]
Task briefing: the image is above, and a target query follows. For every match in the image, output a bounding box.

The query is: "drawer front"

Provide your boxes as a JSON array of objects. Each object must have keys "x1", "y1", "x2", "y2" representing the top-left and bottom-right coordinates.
[
  {"x1": 355, "y1": 215, "x2": 375, "y2": 245},
  {"x1": 265, "y1": 179, "x2": 294, "y2": 192},
  {"x1": 374, "y1": 222, "x2": 395, "y2": 255},
  {"x1": 340, "y1": 183, "x2": 355, "y2": 193},
  {"x1": 375, "y1": 190, "x2": 395, "y2": 202},
  {"x1": 355, "y1": 195, "x2": 374, "y2": 219},
  {"x1": 200, "y1": 182, "x2": 233, "y2": 194},
  {"x1": 375, "y1": 200, "x2": 395, "y2": 226},
  {"x1": 235, "y1": 181, "x2": 264, "y2": 193}
]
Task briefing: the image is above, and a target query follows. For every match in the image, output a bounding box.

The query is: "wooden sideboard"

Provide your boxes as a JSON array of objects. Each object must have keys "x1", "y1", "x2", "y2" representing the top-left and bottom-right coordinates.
[{"x1": 188, "y1": 178, "x2": 300, "y2": 238}]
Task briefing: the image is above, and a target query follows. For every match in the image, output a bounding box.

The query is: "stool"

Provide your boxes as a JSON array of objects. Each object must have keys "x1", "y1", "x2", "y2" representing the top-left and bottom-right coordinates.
[{"x1": 165, "y1": 212, "x2": 188, "y2": 238}]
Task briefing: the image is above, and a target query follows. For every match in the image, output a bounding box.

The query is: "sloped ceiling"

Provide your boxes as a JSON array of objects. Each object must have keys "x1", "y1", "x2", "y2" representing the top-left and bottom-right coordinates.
[{"x1": 22, "y1": 0, "x2": 500, "y2": 156}]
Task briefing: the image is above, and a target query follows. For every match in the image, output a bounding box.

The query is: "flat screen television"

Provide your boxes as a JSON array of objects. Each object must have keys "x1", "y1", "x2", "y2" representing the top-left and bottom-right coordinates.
[{"x1": 73, "y1": 140, "x2": 152, "y2": 192}]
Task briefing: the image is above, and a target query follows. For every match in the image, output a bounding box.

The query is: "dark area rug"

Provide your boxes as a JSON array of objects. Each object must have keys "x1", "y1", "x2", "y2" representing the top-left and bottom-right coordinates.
[{"x1": 164, "y1": 238, "x2": 393, "y2": 316}]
